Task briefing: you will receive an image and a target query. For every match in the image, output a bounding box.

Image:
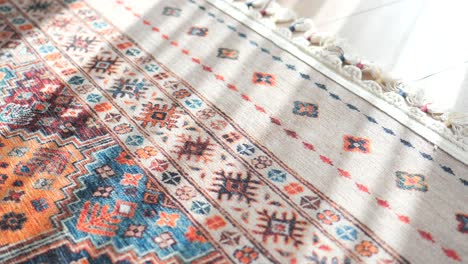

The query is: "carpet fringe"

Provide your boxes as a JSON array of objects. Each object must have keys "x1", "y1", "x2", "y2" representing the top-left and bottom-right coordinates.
[{"x1": 225, "y1": 0, "x2": 468, "y2": 153}]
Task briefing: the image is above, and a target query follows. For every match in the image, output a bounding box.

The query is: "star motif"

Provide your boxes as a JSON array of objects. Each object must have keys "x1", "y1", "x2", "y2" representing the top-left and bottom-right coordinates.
[
  {"x1": 120, "y1": 173, "x2": 143, "y2": 187},
  {"x1": 156, "y1": 212, "x2": 180, "y2": 227}
]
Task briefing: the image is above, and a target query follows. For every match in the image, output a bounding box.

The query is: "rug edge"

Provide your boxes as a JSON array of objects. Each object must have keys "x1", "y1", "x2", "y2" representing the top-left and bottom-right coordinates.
[{"x1": 206, "y1": 0, "x2": 468, "y2": 164}]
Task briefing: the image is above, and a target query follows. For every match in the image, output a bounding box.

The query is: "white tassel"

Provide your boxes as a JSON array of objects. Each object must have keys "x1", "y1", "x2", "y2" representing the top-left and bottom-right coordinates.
[
  {"x1": 303, "y1": 29, "x2": 316, "y2": 39},
  {"x1": 324, "y1": 45, "x2": 344, "y2": 56},
  {"x1": 263, "y1": 2, "x2": 280, "y2": 15},
  {"x1": 408, "y1": 106, "x2": 428, "y2": 121},
  {"x1": 361, "y1": 64, "x2": 382, "y2": 82},
  {"x1": 247, "y1": 8, "x2": 262, "y2": 18},
  {"x1": 440, "y1": 112, "x2": 468, "y2": 138},
  {"x1": 322, "y1": 54, "x2": 342, "y2": 69},
  {"x1": 363, "y1": 80, "x2": 383, "y2": 94},
  {"x1": 226, "y1": 0, "x2": 468, "y2": 145},
  {"x1": 289, "y1": 18, "x2": 315, "y2": 32},
  {"x1": 383, "y1": 92, "x2": 406, "y2": 108},
  {"x1": 427, "y1": 103, "x2": 451, "y2": 116},
  {"x1": 372, "y1": 70, "x2": 400, "y2": 93},
  {"x1": 342, "y1": 54, "x2": 360, "y2": 66},
  {"x1": 451, "y1": 123, "x2": 468, "y2": 140},
  {"x1": 273, "y1": 8, "x2": 296, "y2": 23},
  {"x1": 371, "y1": 70, "x2": 407, "y2": 96},
  {"x1": 405, "y1": 88, "x2": 427, "y2": 107},
  {"x1": 343, "y1": 65, "x2": 362, "y2": 80},
  {"x1": 382, "y1": 78, "x2": 403, "y2": 93},
  {"x1": 446, "y1": 112, "x2": 468, "y2": 126},
  {"x1": 304, "y1": 31, "x2": 335, "y2": 46},
  {"x1": 452, "y1": 124, "x2": 468, "y2": 140}
]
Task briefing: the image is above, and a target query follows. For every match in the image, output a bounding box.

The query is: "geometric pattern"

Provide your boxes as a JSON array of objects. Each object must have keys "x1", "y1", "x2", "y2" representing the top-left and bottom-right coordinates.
[
  {"x1": 343, "y1": 135, "x2": 371, "y2": 153},
  {"x1": 395, "y1": 171, "x2": 428, "y2": 192},
  {"x1": 0, "y1": 134, "x2": 83, "y2": 247},
  {"x1": 188, "y1": 26, "x2": 208, "y2": 37},
  {"x1": 135, "y1": 103, "x2": 180, "y2": 129},
  {"x1": 62, "y1": 145, "x2": 213, "y2": 259},
  {"x1": 293, "y1": 101, "x2": 319, "y2": 118},
  {"x1": 217, "y1": 48, "x2": 239, "y2": 60},
  {"x1": 252, "y1": 72, "x2": 275, "y2": 86}
]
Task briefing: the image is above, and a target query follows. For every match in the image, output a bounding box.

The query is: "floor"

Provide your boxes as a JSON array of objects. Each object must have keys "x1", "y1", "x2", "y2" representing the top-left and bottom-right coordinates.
[{"x1": 277, "y1": 0, "x2": 468, "y2": 113}]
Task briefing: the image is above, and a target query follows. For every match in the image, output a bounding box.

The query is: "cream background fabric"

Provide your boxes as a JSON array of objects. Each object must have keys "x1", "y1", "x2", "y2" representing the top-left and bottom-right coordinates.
[{"x1": 86, "y1": 0, "x2": 468, "y2": 262}]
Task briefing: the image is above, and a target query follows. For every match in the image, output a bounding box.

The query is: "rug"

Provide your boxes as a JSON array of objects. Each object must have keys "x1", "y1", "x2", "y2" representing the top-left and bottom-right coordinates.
[{"x1": 0, "y1": 0, "x2": 466, "y2": 263}]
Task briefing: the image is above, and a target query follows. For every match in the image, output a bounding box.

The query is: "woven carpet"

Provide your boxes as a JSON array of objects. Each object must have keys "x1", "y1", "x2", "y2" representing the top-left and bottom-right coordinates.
[{"x1": 0, "y1": 0, "x2": 467, "y2": 263}]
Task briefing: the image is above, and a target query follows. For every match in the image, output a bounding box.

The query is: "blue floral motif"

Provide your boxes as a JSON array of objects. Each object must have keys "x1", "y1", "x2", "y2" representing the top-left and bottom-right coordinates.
[
  {"x1": 0, "y1": 6, "x2": 12, "y2": 12},
  {"x1": 185, "y1": 99, "x2": 202, "y2": 109},
  {"x1": 145, "y1": 64, "x2": 159, "y2": 72},
  {"x1": 107, "y1": 79, "x2": 148, "y2": 100},
  {"x1": 125, "y1": 135, "x2": 144, "y2": 146},
  {"x1": 92, "y1": 21, "x2": 107, "y2": 29},
  {"x1": 38, "y1": 45, "x2": 55, "y2": 54},
  {"x1": 68, "y1": 76, "x2": 85, "y2": 85},
  {"x1": 267, "y1": 169, "x2": 287, "y2": 183},
  {"x1": 12, "y1": 18, "x2": 26, "y2": 24},
  {"x1": 336, "y1": 226, "x2": 358, "y2": 241},
  {"x1": 236, "y1": 144, "x2": 255, "y2": 156},
  {"x1": 190, "y1": 201, "x2": 211, "y2": 215},
  {"x1": 125, "y1": 48, "x2": 141, "y2": 56},
  {"x1": 86, "y1": 94, "x2": 102, "y2": 103}
]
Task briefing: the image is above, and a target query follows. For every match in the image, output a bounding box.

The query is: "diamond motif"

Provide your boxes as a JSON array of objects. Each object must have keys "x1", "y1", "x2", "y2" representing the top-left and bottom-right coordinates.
[{"x1": 343, "y1": 135, "x2": 371, "y2": 153}]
